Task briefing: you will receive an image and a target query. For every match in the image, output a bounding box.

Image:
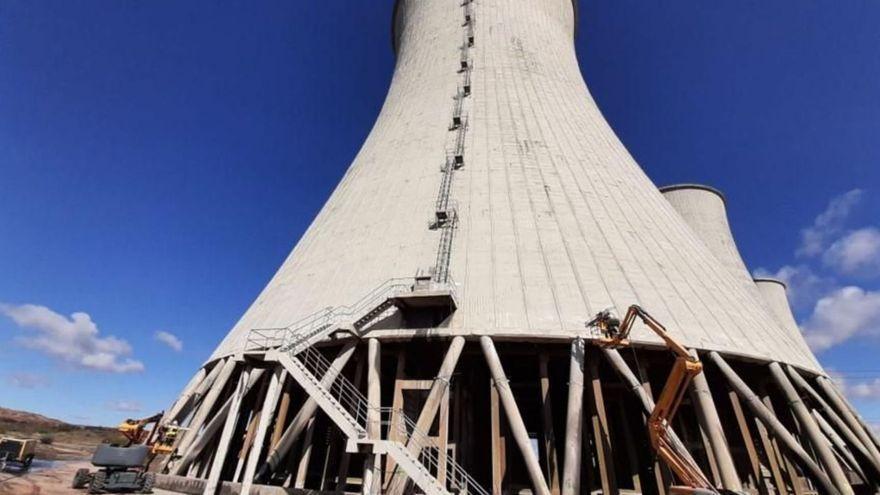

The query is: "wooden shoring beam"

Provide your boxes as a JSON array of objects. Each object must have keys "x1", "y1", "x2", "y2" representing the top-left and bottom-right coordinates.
[
  {"x1": 255, "y1": 341, "x2": 358, "y2": 481},
  {"x1": 481, "y1": 336, "x2": 551, "y2": 495},
  {"x1": 388, "y1": 336, "x2": 466, "y2": 495},
  {"x1": 539, "y1": 352, "x2": 561, "y2": 495},
  {"x1": 561, "y1": 338, "x2": 585, "y2": 495},
  {"x1": 205, "y1": 366, "x2": 252, "y2": 494},
  {"x1": 362, "y1": 338, "x2": 381, "y2": 495},
  {"x1": 234, "y1": 373, "x2": 271, "y2": 481},
  {"x1": 768, "y1": 362, "x2": 852, "y2": 494},
  {"x1": 170, "y1": 358, "x2": 237, "y2": 472},
  {"x1": 491, "y1": 378, "x2": 506, "y2": 495},
  {"x1": 637, "y1": 359, "x2": 669, "y2": 495},
  {"x1": 587, "y1": 349, "x2": 618, "y2": 495},
  {"x1": 752, "y1": 402, "x2": 788, "y2": 494},
  {"x1": 241, "y1": 365, "x2": 284, "y2": 495},
  {"x1": 689, "y1": 350, "x2": 742, "y2": 491},
  {"x1": 600, "y1": 348, "x2": 707, "y2": 493},
  {"x1": 383, "y1": 349, "x2": 407, "y2": 488},
  {"x1": 270, "y1": 374, "x2": 292, "y2": 450},
  {"x1": 707, "y1": 352, "x2": 840, "y2": 495},
  {"x1": 727, "y1": 390, "x2": 767, "y2": 495},
  {"x1": 785, "y1": 364, "x2": 880, "y2": 479},
  {"x1": 293, "y1": 415, "x2": 316, "y2": 488},
  {"x1": 617, "y1": 400, "x2": 642, "y2": 492},
  {"x1": 173, "y1": 368, "x2": 265, "y2": 476}
]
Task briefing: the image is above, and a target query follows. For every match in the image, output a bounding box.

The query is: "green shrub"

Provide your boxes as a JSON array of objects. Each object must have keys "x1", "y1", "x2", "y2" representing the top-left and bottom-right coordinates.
[{"x1": 39, "y1": 434, "x2": 54, "y2": 445}]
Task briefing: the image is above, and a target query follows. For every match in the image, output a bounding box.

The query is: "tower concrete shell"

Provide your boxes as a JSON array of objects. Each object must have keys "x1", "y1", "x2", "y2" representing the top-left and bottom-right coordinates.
[
  {"x1": 157, "y1": 2, "x2": 875, "y2": 494},
  {"x1": 210, "y1": 1, "x2": 814, "y2": 371},
  {"x1": 659, "y1": 184, "x2": 820, "y2": 371}
]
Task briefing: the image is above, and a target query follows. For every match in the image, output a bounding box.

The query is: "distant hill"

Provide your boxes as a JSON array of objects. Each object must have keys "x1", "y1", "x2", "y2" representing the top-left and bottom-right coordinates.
[
  {"x1": 0, "y1": 406, "x2": 124, "y2": 461},
  {"x1": 0, "y1": 406, "x2": 67, "y2": 429}
]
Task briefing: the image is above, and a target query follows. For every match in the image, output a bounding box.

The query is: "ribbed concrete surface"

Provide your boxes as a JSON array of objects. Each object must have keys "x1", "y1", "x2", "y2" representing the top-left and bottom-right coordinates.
[
  {"x1": 210, "y1": 0, "x2": 820, "y2": 372},
  {"x1": 661, "y1": 185, "x2": 821, "y2": 371}
]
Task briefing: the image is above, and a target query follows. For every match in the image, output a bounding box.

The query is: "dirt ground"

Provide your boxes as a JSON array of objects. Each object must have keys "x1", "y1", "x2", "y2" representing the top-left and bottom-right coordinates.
[{"x1": 0, "y1": 459, "x2": 179, "y2": 495}]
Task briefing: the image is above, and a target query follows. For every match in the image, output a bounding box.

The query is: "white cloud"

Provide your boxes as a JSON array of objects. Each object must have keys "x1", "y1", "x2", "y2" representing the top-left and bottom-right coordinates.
[
  {"x1": 0, "y1": 303, "x2": 144, "y2": 373},
  {"x1": 828, "y1": 370, "x2": 880, "y2": 402},
  {"x1": 5, "y1": 372, "x2": 50, "y2": 389},
  {"x1": 797, "y1": 189, "x2": 863, "y2": 258},
  {"x1": 154, "y1": 330, "x2": 183, "y2": 352},
  {"x1": 106, "y1": 400, "x2": 143, "y2": 413},
  {"x1": 801, "y1": 286, "x2": 880, "y2": 352},
  {"x1": 823, "y1": 227, "x2": 880, "y2": 276}
]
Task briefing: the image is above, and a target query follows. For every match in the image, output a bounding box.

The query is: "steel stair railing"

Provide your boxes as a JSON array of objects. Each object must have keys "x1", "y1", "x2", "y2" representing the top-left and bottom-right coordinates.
[
  {"x1": 246, "y1": 277, "x2": 416, "y2": 354},
  {"x1": 278, "y1": 346, "x2": 487, "y2": 495}
]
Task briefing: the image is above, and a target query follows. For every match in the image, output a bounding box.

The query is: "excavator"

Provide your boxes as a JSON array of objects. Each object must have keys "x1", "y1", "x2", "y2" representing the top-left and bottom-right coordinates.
[
  {"x1": 117, "y1": 413, "x2": 180, "y2": 455},
  {"x1": 72, "y1": 413, "x2": 183, "y2": 493},
  {"x1": 587, "y1": 305, "x2": 725, "y2": 495}
]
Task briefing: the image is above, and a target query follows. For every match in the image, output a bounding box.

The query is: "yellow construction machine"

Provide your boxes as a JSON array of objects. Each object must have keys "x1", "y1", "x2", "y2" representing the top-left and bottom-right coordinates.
[{"x1": 587, "y1": 305, "x2": 722, "y2": 495}]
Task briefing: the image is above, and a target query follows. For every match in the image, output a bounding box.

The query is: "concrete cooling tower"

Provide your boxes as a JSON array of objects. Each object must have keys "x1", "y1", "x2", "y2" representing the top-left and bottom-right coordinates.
[{"x1": 154, "y1": 2, "x2": 880, "y2": 494}]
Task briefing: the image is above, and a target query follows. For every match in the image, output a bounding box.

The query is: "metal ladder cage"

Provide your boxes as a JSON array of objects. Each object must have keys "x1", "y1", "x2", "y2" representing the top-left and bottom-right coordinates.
[{"x1": 293, "y1": 347, "x2": 489, "y2": 495}]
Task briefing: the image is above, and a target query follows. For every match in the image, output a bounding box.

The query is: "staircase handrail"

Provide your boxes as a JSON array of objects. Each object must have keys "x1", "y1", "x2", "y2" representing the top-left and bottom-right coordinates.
[
  {"x1": 291, "y1": 347, "x2": 486, "y2": 495},
  {"x1": 246, "y1": 277, "x2": 416, "y2": 352}
]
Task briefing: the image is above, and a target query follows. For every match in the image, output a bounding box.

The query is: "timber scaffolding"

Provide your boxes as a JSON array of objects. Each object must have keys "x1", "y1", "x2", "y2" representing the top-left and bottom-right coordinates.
[{"x1": 157, "y1": 330, "x2": 880, "y2": 495}]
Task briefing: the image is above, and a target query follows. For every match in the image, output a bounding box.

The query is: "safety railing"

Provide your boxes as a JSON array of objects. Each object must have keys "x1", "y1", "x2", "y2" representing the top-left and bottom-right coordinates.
[
  {"x1": 246, "y1": 277, "x2": 416, "y2": 353},
  {"x1": 291, "y1": 347, "x2": 486, "y2": 495}
]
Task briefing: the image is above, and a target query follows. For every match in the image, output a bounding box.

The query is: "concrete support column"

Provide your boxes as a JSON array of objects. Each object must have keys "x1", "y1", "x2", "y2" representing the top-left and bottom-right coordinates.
[
  {"x1": 785, "y1": 364, "x2": 880, "y2": 479},
  {"x1": 816, "y1": 375, "x2": 880, "y2": 464},
  {"x1": 688, "y1": 350, "x2": 741, "y2": 491},
  {"x1": 363, "y1": 338, "x2": 381, "y2": 495},
  {"x1": 708, "y1": 352, "x2": 840, "y2": 495},
  {"x1": 241, "y1": 366, "x2": 284, "y2": 495},
  {"x1": 388, "y1": 336, "x2": 466, "y2": 495},
  {"x1": 561, "y1": 338, "x2": 584, "y2": 495},
  {"x1": 163, "y1": 367, "x2": 207, "y2": 426},
  {"x1": 205, "y1": 365, "x2": 251, "y2": 495},
  {"x1": 481, "y1": 336, "x2": 551, "y2": 495},
  {"x1": 173, "y1": 358, "x2": 238, "y2": 473},
  {"x1": 173, "y1": 370, "x2": 265, "y2": 476},
  {"x1": 256, "y1": 342, "x2": 358, "y2": 480},
  {"x1": 768, "y1": 362, "x2": 852, "y2": 495}
]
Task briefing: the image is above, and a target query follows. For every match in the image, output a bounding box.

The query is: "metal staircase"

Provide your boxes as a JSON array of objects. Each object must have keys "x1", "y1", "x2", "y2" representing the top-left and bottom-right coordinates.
[
  {"x1": 247, "y1": 278, "x2": 416, "y2": 355},
  {"x1": 272, "y1": 346, "x2": 488, "y2": 495}
]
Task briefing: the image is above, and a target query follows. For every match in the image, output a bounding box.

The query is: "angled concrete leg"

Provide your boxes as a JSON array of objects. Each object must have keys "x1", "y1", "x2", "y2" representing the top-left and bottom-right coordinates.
[
  {"x1": 363, "y1": 338, "x2": 382, "y2": 495},
  {"x1": 388, "y1": 336, "x2": 465, "y2": 494},
  {"x1": 816, "y1": 375, "x2": 880, "y2": 465},
  {"x1": 689, "y1": 350, "x2": 741, "y2": 491},
  {"x1": 481, "y1": 336, "x2": 551, "y2": 495},
  {"x1": 561, "y1": 338, "x2": 584, "y2": 495},
  {"x1": 241, "y1": 365, "x2": 284, "y2": 495},
  {"x1": 173, "y1": 370, "x2": 265, "y2": 475},
  {"x1": 205, "y1": 366, "x2": 251, "y2": 495},
  {"x1": 769, "y1": 362, "x2": 852, "y2": 495},
  {"x1": 256, "y1": 342, "x2": 357, "y2": 480},
  {"x1": 166, "y1": 358, "x2": 237, "y2": 473},
  {"x1": 785, "y1": 364, "x2": 880, "y2": 480},
  {"x1": 708, "y1": 352, "x2": 840, "y2": 495}
]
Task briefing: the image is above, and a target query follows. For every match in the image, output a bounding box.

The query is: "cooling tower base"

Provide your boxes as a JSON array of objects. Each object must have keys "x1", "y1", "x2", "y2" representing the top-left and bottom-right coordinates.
[{"x1": 157, "y1": 337, "x2": 878, "y2": 495}]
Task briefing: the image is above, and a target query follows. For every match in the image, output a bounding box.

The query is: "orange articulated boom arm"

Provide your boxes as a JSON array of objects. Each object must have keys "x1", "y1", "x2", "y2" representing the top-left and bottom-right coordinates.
[{"x1": 588, "y1": 305, "x2": 716, "y2": 494}]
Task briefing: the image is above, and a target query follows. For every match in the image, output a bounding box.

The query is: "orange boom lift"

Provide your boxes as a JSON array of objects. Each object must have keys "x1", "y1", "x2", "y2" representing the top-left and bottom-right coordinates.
[{"x1": 587, "y1": 305, "x2": 720, "y2": 495}]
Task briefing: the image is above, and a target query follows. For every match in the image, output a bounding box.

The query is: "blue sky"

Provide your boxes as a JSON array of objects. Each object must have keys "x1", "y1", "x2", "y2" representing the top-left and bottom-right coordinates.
[{"x1": 1, "y1": 1, "x2": 878, "y2": 428}]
